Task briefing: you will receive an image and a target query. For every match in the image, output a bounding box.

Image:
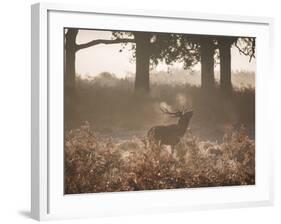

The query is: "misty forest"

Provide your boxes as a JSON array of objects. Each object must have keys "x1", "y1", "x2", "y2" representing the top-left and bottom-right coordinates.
[{"x1": 64, "y1": 28, "x2": 255, "y2": 194}]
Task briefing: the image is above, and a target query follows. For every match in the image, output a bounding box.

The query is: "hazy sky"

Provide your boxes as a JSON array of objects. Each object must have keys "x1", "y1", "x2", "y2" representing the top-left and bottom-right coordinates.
[{"x1": 75, "y1": 30, "x2": 256, "y2": 78}]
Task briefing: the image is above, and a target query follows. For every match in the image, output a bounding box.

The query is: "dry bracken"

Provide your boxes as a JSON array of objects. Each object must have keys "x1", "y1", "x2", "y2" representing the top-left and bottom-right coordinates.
[{"x1": 65, "y1": 122, "x2": 255, "y2": 194}]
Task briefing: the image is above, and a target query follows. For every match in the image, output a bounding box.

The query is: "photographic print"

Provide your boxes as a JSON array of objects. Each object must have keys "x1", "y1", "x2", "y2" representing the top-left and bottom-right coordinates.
[{"x1": 64, "y1": 28, "x2": 255, "y2": 194}]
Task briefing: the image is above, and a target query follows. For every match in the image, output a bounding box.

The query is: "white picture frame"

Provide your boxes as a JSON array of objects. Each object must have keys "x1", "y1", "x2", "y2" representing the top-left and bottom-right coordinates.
[{"x1": 31, "y1": 2, "x2": 275, "y2": 221}]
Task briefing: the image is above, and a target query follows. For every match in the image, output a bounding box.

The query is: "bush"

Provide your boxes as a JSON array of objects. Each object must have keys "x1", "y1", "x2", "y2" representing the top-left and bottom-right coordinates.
[{"x1": 65, "y1": 122, "x2": 255, "y2": 194}]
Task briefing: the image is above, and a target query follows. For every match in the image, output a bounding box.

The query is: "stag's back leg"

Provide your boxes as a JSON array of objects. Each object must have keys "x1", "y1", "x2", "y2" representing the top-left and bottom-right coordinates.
[
  {"x1": 153, "y1": 140, "x2": 162, "y2": 152},
  {"x1": 147, "y1": 137, "x2": 159, "y2": 151}
]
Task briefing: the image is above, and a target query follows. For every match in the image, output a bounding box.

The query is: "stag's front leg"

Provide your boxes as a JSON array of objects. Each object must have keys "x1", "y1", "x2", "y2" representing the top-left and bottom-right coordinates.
[{"x1": 170, "y1": 145, "x2": 174, "y2": 155}]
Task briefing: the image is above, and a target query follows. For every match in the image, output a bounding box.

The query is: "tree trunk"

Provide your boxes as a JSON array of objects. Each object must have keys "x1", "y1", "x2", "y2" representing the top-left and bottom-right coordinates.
[
  {"x1": 134, "y1": 32, "x2": 151, "y2": 94},
  {"x1": 64, "y1": 29, "x2": 79, "y2": 127},
  {"x1": 65, "y1": 29, "x2": 78, "y2": 96},
  {"x1": 219, "y1": 39, "x2": 232, "y2": 94},
  {"x1": 200, "y1": 38, "x2": 215, "y2": 90}
]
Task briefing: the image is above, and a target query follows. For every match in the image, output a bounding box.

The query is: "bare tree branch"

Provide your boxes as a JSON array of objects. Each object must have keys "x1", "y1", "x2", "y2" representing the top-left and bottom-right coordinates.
[
  {"x1": 234, "y1": 40, "x2": 255, "y2": 62},
  {"x1": 76, "y1": 38, "x2": 135, "y2": 51}
]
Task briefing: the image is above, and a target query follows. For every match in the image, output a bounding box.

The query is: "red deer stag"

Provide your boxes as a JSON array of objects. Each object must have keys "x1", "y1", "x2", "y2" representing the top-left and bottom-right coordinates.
[{"x1": 147, "y1": 106, "x2": 193, "y2": 154}]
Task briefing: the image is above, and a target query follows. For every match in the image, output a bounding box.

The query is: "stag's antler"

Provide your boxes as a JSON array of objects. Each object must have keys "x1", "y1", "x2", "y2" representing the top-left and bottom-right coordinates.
[
  {"x1": 183, "y1": 105, "x2": 193, "y2": 114},
  {"x1": 160, "y1": 106, "x2": 183, "y2": 117}
]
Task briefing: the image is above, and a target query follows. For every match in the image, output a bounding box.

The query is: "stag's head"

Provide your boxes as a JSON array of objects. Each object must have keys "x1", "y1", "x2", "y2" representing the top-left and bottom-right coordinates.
[{"x1": 160, "y1": 106, "x2": 193, "y2": 125}]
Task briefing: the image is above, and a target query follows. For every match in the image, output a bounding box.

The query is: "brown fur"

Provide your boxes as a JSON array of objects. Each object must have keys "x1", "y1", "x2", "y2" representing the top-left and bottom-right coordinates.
[{"x1": 148, "y1": 110, "x2": 193, "y2": 153}]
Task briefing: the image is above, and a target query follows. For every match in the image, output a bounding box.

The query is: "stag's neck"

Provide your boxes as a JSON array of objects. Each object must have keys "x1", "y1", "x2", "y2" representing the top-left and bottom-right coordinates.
[{"x1": 177, "y1": 120, "x2": 189, "y2": 135}]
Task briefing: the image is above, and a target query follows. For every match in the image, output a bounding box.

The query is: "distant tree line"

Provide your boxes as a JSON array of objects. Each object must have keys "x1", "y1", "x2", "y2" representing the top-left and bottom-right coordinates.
[{"x1": 64, "y1": 28, "x2": 255, "y2": 97}]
